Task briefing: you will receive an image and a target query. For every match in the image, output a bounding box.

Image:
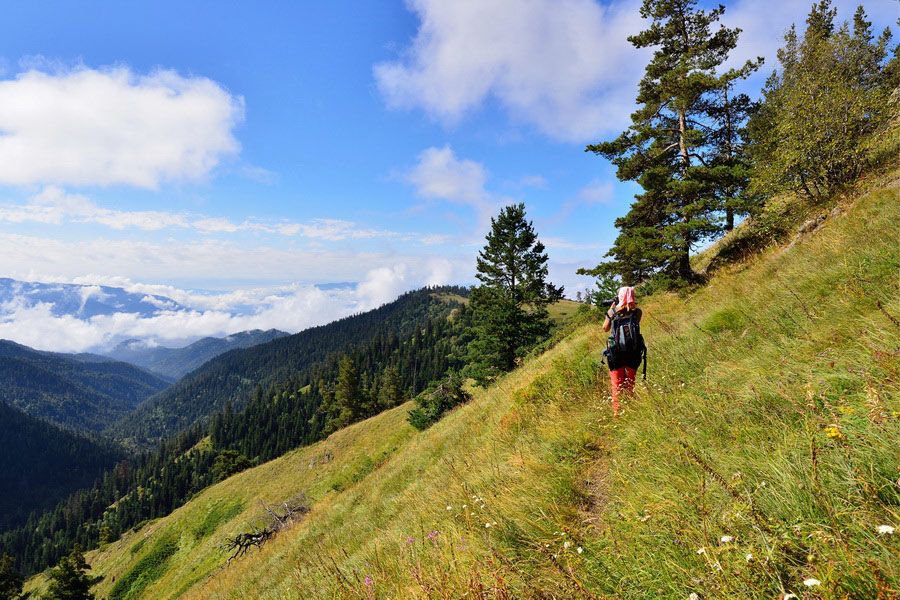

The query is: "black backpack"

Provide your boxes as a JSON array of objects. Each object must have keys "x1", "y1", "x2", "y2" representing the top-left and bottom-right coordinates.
[{"x1": 603, "y1": 308, "x2": 647, "y2": 378}]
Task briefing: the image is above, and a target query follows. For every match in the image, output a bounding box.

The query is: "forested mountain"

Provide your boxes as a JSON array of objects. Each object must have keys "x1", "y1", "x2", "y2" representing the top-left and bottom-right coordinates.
[
  {"x1": 105, "y1": 329, "x2": 289, "y2": 379},
  {"x1": 110, "y1": 287, "x2": 470, "y2": 448},
  {"x1": 0, "y1": 401, "x2": 124, "y2": 533},
  {"x1": 1, "y1": 286, "x2": 473, "y2": 576},
  {"x1": 0, "y1": 340, "x2": 171, "y2": 432}
]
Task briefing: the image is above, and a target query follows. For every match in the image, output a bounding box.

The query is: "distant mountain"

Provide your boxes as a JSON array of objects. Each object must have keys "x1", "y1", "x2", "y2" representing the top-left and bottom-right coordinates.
[
  {"x1": 110, "y1": 287, "x2": 469, "y2": 448},
  {"x1": 105, "y1": 329, "x2": 290, "y2": 379},
  {"x1": 0, "y1": 340, "x2": 171, "y2": 432},
  {"x1": 0, "y1": 277, "x2": 184, "y2": 319},
  {"x1": 0, "y1": 401, "x2": 124, "y2": 533}
]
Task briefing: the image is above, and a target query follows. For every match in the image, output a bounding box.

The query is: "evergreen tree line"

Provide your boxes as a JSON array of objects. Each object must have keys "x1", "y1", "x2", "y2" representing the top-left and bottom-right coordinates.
[
  {"x1": 0, "y1": 402, "x2": 124, "y2": 534},
  {"x1": 0, "y1": 288, "x2": 471, "y2": 578},
  {"x1": 0, "y1": 339, "x2": 170, "y2": 434},
  {"x1": 583, "y1": 0, "x2": 898, "y2": 287}
]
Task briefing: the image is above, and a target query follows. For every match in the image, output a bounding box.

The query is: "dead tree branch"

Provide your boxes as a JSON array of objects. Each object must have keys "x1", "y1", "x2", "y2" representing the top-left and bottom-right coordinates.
[{"x1": 222, "y1": 495, "x2": 309, "y2": 565}]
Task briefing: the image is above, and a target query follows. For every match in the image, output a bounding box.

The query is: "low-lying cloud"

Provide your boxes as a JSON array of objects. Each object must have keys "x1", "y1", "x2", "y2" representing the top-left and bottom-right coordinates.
[{"x1": 0, "y1": 264, "x2": 464, "y2": 353}]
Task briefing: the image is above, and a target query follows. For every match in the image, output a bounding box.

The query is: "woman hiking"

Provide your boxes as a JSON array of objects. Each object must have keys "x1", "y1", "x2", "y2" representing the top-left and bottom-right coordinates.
[{"x1": 602, "y1": 286, "x2": 645, "y2": 416}]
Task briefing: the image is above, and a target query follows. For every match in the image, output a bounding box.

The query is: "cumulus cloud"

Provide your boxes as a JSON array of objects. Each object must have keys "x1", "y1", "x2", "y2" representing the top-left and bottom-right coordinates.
[
  {"x1": 403, "y1": 146, "x2": 507, "y2": 229},
  {"x1": 376, "y1": 0, "x2": 896, "y2": 142},
  {"x1": 374, "y1": 0, "x2": 645, "y2": 141},
  {"x1": 0, "y1": 65, "x2": 243, "y2": 187}
]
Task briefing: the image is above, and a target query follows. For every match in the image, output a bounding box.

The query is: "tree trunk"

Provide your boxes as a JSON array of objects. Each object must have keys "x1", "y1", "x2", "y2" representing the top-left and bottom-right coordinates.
[
  {"x1": 678, "y1": 108, "x2": 696, "y2": 281},
  {"x1": 725, "y1": 208, "x2": 734, "y2": 231}
]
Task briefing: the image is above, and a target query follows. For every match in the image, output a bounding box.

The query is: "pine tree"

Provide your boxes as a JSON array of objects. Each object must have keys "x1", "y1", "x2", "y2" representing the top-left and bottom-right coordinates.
[
  {"x1": 377, "y1": 366, "x2": 403, "y2": 409},
  {"x1": 467, "y1": 204, "x2": 563, "y2": 384},
  {"x1": 45, "y1": 545, "x2": 93, "y2": 600},
  {"x1": 321, "y1": 355, "x2": 368, "y2": 432},
  {"x1": 0, "y1": 553, "x2": 22, "y2": 600},
  {"x1": 586, "y1": 0, "x2": 759, "y2": 283}
]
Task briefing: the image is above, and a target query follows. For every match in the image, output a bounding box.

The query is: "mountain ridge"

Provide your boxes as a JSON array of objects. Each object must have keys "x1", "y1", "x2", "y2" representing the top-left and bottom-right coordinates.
[
  {"x1": 104, "y1": 328, "x2": 290, "y2": 379},
  {"x1": 0, "y1": 339, "x2": 171, "y2": 432}
]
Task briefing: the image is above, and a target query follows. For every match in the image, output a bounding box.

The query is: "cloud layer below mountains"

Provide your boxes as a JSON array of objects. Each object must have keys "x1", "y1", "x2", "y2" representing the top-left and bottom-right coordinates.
[{"x1": 0, "y1": 265, "x2": 454, "y2": 353}]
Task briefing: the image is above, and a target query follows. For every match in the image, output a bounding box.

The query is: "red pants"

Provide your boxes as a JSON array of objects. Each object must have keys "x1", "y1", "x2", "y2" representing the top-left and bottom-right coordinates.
[{"x1": 609, "y1": 366, "x2": 636, "y2": 415}]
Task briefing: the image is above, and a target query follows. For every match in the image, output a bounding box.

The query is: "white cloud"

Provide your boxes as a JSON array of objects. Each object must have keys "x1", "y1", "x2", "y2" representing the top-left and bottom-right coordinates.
[
  {"x1": 517, "y1": 175, "x2": 548, "y2": 189},
  {"x1": 374, "y1": 0, "x2": 645, "y2": 142},
  {"x1": 0, "y1": 233, "x2": 474, "y2": 297},
  {"x1": 0, "y1": 186, "x2": 398, "y2": 240},
  {"x1": 403, "y1": 146, "x2": 505, "y2": 229},
  {"x1": 0, "y1": 257, "x2": 471, "y2": 352},
  {"x1": 355, "y1": 264, "x2": 410, "y2": 310},
  {"x1": 578, "y1": 180, "x2": 614, "y2": 205},
  {"x1": 376, "y1": 0, "x2": 896, "y2": 143},
  {"x1": 0, "y1": 65, "x2": 243, "y2": 187}
]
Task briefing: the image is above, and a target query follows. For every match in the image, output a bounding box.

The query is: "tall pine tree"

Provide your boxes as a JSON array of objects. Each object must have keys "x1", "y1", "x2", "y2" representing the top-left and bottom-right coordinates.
[
  {"x1": 467, "y1": 203, "x2": 563, "y2": 385},
  {"x1": 586, "y1": 0, "x2": 760, "y2": 283}
]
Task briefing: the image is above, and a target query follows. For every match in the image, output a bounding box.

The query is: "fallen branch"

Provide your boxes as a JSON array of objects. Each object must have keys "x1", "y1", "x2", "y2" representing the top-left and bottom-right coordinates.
[{"x1": 222, "y1": 495, "x2": 309, "y2": 565}]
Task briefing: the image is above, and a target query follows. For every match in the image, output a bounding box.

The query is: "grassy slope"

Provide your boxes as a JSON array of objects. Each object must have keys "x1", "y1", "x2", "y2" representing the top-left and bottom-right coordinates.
[{"x1": 27, "y1": 169, "x2": 899, "y2": 599}]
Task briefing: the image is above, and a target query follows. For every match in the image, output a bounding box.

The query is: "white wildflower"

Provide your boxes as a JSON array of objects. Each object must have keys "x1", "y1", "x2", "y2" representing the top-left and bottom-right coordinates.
[
  {"x1": 713, "y1": 561, "x2": 722, "y2": 572},
  {"x1": 484, "y1": 522, "x2": 491, "y2": 528},
  {"x1": 783, "y1": 595, "x2": 796, "y2": 600},
  {"x1": 877, "y1": 525, "x2": 895, "y2": 535},
  {"x1": 696, "y1": 547, "x2": 706, "y2": 555},
  {"x1": 462, "y1": 504, "x2": 467, "y2": 508},
  {"x1": 689, "y1": 593, "x2": 699, "y2": 600},
  {"x1": 745, "y1": 553, "x2": 753, "y2": 562},
  {"x1": 720, "y1": 535, "x2": 734, "y2": 543},
  {"x1": 577, "y1": 547, "x2": 583, "y2": 554},
  {"x1": 446, "y1": 505, "x2": 452, "y2": 511},
  {"x1": 803, "y1": 578, "x2": 821, "y2": 587},
  {"x1": 492, "y1": 521, "x2": 497, "y2": 526},
  {"x1": 564, "y1": 541, "x2": 571, "y2": 549}
]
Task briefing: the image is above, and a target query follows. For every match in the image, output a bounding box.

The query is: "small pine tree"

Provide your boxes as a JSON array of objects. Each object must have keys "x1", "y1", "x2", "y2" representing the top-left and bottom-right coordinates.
[
  {"x1": 407, "y1": 372, "x2": 471, "y2": 430},
  {"x1": 321, "y1": 355, "x2": 371, "y2": 432},
  {"x1": 377, "y1": 366, "x2": 403, "y2": 409},
  {"x1": 211, "y1": 450, "x2": 251, "y2": 482},
  {"x1": 0, "y1": 553, "x2": 23, "y2": 600},
  {"x1": 45, "y1": 545, "x2": 93, "y2": 600},
  {"x1": 98, "y1": 525, "x2": 113, "y2": 545},
  {"x1": 467, "y1": 203, "x2": 563, "y2": 385}
]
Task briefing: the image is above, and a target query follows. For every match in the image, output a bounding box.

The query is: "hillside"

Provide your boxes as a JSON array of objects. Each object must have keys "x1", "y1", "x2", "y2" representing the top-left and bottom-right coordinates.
[
  {"x1": 105, "y1": 329, "x2": 290, "y2": 379},
  {"x1": 32, "y1": 166, "x2": 899, "y2": 598},
  {"x1": 0, "y1": 340, "x2": 171, "y2": 432},
  {"x1": 0, "y1": 402, "x2": 124, "y2": 533},
  {"x1": 108, "y1": 287, "x2": 471, "y2": 448}
]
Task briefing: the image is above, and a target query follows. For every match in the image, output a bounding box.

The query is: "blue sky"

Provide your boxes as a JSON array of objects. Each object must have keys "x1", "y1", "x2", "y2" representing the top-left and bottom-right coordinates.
[{"x1": 0, "y1": 0, "x2": 895, "y2": 350}]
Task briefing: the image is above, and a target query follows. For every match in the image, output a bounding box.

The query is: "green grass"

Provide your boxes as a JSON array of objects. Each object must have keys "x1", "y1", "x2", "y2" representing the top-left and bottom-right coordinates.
[
  {"x1": 108, "y1": 534, "x2": 178, "y2": 600},
  {"x1": 25, "y1": 165, "x2": 899, "y2": 599}
]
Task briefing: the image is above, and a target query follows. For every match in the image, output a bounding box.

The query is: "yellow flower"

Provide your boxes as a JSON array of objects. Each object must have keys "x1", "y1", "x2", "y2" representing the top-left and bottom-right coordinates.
[{"x1": 824, "y1": 425, "x2": 844, "y2": 439}]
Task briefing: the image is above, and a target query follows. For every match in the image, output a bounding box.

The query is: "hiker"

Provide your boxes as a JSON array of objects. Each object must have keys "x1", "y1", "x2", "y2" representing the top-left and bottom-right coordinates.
[{"x1": 602, "y1": 286, "x2": 646, "y2": 415}]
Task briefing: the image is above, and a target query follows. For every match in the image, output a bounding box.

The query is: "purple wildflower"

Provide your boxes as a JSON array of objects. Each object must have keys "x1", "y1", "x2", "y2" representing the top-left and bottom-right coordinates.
[{"x1": 364, "y1": 576, "x2": 372, "y2": 585}]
